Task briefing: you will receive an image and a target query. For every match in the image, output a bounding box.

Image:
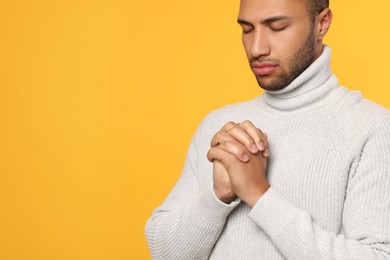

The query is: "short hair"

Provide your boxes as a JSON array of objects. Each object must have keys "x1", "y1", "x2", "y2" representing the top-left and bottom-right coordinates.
[{"x1": 306, "y1": 0, "x2": 329, "y2": 22}]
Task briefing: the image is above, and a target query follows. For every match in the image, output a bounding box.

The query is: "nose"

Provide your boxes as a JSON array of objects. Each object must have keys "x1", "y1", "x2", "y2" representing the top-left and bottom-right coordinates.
[{"x1": 250, "y1": 29, "x2": 270, "y2": 58}]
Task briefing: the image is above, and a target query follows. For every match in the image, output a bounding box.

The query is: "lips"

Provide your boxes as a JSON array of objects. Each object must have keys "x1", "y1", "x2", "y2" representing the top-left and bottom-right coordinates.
[{"x1": 251, "y1": 62, "x2": 278, "y2": 76}]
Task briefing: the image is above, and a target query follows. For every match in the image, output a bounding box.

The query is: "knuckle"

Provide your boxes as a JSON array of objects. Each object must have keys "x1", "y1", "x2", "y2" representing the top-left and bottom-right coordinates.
[
  {"x1": 214, "y1": 131, "x2": 222, "y2": 139},
  {"x1": 206, "y1": 151, "x2": 212, "y2": 161},
  {"x1": 224, "y1": 121, "x2": 238, "y2": 132},
  {"x1": 241, "y1": 120, "x2": 252, "y2": 128},
  {"x1": 212, "y1": 131, "x2": 228, "y2": 146},
  {"x1": 219, "y1": 129, "x2": 228, "y2": 137},
  {"x1": 210, "y1": 137, "x2": 216, "y2": 146},
  {"x1": 213, "y1": 130, "x2": 223, "y2": 140},
  {"x1": 207, "y1": 148, "x2": 219, "y2": 162},
  {"x1": 224, "y1": 140, "x2": 234, "y2": 148},
  {"x1": 225, "y1": 121, "x2": 236, "y2": 128}
]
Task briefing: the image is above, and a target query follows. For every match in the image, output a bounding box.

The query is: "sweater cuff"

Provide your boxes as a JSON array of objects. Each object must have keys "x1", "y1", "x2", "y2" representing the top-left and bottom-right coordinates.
[
  {"x1": 248, "y1": 187, "x2": 300, "y2": 239},
  {"x1": 195, "y1": 184, "x2": 241, "y2": 224}
]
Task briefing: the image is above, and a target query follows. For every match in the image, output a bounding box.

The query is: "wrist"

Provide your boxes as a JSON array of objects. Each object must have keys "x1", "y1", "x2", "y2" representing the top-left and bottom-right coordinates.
[
  {"x1": 213, "y1": 184, "x2": 237, "y2": 204},
  {"x1": 246, "y1": 183, "x2": 270, "y2": 208}
]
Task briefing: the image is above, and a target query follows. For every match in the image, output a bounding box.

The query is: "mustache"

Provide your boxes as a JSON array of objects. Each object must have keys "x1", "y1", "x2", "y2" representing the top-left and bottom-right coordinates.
[{"x1": 250, "y1": 57, "x2": 280, "y2": 65}]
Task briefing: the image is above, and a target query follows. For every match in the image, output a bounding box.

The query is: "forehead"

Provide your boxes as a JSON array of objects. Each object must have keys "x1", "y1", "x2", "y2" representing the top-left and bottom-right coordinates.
[{"x1": 238, "y1": 0, "x2": 308, "y2": 21}]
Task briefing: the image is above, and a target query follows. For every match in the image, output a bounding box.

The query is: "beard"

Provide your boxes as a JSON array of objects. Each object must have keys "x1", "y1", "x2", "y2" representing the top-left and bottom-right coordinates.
[{"x1": 253, "y1": 26, "x2": 317, "y2": 91}]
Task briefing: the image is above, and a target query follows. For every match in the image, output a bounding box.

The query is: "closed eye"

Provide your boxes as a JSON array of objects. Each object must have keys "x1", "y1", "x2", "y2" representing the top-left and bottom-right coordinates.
[
  {"x1": 243, "y1": 28, "x2": 254, "y2": 34},
  {"x1": 269, "y1": 26, "x2": 287, "y2": 32}
]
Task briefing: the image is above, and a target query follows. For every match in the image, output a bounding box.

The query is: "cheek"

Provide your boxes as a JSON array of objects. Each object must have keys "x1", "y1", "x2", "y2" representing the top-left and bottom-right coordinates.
[
  {"x1": 242, "y1": 36, "x2": 252, "y2": 58},
  {"x1": 269, "y1": 39, "x2": 291, "y2": 65},
  {"x1": 270, "y1": 29, "x2": 308, "y2": 63}
]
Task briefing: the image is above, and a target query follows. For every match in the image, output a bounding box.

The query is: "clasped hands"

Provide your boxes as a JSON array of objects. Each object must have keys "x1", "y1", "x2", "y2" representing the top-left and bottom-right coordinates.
[{"x1": 207, "y1": 120, "x2": 270, "y2": 208}]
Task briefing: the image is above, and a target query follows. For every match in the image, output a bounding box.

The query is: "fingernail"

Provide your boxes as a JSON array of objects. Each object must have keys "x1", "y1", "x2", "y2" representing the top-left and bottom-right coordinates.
[
  {"x1": 251, "y1": 144, "x2": 258, "y2": 153},
  {"x1": 259, "y1": 141, "x2": 265, "y2": 151},
  {"x1": 263, "y1": 149, "x2": 269, "y2": 157},
  {"x1": 243, "y1": 154, "x2": 249, "y2": 161}
]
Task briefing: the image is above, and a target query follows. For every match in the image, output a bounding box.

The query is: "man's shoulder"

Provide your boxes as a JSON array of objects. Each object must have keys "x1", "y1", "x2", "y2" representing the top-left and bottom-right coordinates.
[
  {"x1": 332, "y1": 94, "x2": 390, "y2": 146},
  {"x1": 347, "y1": 97, "x2": 390, "y2": 128}
]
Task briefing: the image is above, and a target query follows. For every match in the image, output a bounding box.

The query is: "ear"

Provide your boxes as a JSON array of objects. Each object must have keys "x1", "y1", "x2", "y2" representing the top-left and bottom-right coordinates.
[{"x1": 316, "y1": 8, "x2": 333, "y2": 40}]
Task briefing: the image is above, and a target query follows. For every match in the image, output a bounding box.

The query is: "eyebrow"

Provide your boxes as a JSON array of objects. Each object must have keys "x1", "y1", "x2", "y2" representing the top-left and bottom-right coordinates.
[{"x1": 237, "y1": 16, "x2": 292, "y2": 26}]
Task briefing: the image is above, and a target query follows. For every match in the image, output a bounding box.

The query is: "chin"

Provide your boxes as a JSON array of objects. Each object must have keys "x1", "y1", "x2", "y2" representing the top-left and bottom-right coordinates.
[{"x1": 256, "y1": 78, "x2": 287, "y2": 91}]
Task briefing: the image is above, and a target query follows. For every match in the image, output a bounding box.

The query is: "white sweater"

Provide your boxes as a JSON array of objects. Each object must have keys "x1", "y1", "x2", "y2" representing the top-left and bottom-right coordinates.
[{"x1": 145, "y1": 46, "x2": 390, "y2": 260}]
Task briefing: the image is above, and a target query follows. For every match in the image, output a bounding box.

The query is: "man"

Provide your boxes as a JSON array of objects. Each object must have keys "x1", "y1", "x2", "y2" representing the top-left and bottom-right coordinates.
[{"x1": 146, "y1": 0, "x2": 390, "y2": 259}]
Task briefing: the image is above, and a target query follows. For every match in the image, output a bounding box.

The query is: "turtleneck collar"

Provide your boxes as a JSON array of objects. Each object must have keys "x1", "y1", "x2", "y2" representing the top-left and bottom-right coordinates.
[{"x1": 257, "y1": 45, "x2": 348, "y2": 115}]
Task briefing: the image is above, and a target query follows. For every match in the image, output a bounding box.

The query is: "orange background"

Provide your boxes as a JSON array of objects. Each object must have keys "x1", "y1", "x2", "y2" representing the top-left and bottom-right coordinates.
[{"x1": 1, "y1": 1, "x2": 389, "y2": 259}]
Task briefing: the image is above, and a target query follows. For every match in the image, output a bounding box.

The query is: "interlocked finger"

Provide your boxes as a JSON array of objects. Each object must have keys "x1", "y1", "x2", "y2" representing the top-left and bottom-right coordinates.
[
  {"x1": 221, "y1": 121, "x2": 237, "y2": 132},
  {"x1": 210, "y1": 131, "x2": 236, "y2": 147},
  {"x1": 239, "y1": 121, "x2": 269, "y2": 151},
  {"x1": 212, "y1": 120, "x2": 270, "y2": 159},
  {"x1": 210, "y1": 130, "x2": 250, "y2": 162},
  {"x1": 207, "y1": 143, "x2": 245, "y2": 169}
]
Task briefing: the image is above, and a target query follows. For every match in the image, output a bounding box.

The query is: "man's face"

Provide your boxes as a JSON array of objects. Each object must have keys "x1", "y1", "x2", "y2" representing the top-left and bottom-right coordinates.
[{"x1": 238, "y1": 0, "x2": 319, "y2": 91}]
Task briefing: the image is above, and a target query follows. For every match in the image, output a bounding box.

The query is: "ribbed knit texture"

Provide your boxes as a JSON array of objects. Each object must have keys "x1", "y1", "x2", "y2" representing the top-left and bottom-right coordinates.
[{"x1": 145, "y1": 46, "x2": 390, "y2": 260}]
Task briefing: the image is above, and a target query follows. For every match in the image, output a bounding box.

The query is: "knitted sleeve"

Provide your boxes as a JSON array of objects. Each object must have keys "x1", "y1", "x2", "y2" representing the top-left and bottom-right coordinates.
[
  {"x1": 248, "y1": 118, "x2": 390, "y2": 259},
  {"x1": 145, "y1": 122, "x2": 240, "y2": 260}
]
